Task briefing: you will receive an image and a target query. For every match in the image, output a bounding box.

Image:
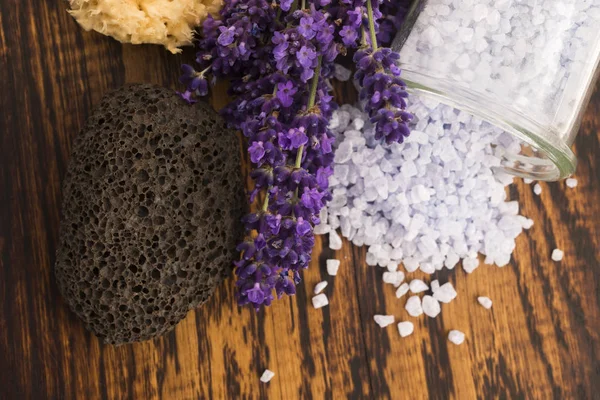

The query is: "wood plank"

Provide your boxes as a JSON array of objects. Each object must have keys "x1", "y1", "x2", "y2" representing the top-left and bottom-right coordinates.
[{"x1": 0, "y1": 0, "x2": 598, "y2": 398}]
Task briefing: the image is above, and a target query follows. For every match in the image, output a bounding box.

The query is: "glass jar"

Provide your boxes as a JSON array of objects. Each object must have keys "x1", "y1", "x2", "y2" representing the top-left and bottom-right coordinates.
[{"x1": 393, "y1": 0, "x2": 600, "y2": 180}]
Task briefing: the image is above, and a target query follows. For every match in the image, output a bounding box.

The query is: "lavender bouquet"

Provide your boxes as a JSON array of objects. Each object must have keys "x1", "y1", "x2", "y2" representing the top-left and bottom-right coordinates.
[{"x1": 179, "y1": 0, "x2": 412, "y2": 309}]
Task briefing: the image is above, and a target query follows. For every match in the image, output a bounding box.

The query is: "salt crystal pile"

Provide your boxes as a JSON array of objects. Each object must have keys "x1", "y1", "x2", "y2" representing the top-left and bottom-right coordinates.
[
  {"x1": 324, "y1": 101, "x2": 532, "y2": 275},
  {"x1": 399, "y1": 0, "x2": 600, "y2": 131}
]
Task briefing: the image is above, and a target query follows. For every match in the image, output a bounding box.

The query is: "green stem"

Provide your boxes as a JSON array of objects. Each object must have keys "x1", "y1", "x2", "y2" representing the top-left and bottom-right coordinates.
[
  {"x1": 262, "y1": 191, "x2": 270, "y2": 211},
  {"x1": 361, "y1": 26, "x2": 367, "y2": 47},
  {"x1": 301, "y1": 0, "x2": 305, "y2": 9},
  {"x1": 199, "y1": 64, "x2": 212, "y2": 77},
  {"x1": 366, "y1": 0, "x2": 378, "y2": 51},
  {"x1": 295, "y1": 56, "x2": 322, "y2": 168}
]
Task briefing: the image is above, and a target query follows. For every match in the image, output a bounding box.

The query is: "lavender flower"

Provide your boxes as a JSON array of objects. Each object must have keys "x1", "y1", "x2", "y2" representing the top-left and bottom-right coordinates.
[
  {"x1": 180, "y1": 0, "x2": 411, "y2": 310},
  {"x1": 277, "y1": 81, "x2": 298, "y2": 107}
]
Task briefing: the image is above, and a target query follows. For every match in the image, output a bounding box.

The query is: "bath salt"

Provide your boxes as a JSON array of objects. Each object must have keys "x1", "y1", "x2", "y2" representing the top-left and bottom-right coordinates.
[
  {"x1": 477, "y1": 296, "x2": 493, "y2": 309},
  {"x1": 397, "y1": 321, "x2": 415, "y2": 337},
  {"x1": 533, "y1": 184, "x2": 542, "y2": 196},
  {"x1": 383, "y1": 271, "x2": 405, "y2": 287},
  {"x1": 448, "y1": 330, "x2": 465, "y2": 345},
  {"x1": 329, "y1": 230, "x2": 343, "y2": 250},
  {"x1": 374, "y1": 315, "x2": 395, "y2": 328},
  {"x1": 462, "y1": 257, "x2": 480, "y2": 274},
  {"x1": 551, "y1": 249, "x2": 564, "y2": 261},
  {"x1": 432, "y1": 282, "x2": 457, "y2": 304},
  {"x1": 405, "y1": 295, "x2": 424, "y2": 317},
  {"x1": 422, "y1": 295, "x2": 441, "y2": 318},
  {"x1": 312, "y1": 294, "x2": 329, "y2": 309},
  {"x1": 409, "y1": 279, "x2": 429, "y2": 293},
  {"x1": 566, "y1": 178, "x2": 578, "y2": 188},
  {"x1": 324, "y1": 102, "x2": 532, "y2": 280},
  {"x1": 399, "y1": 0, "x2": 600, "y2": 138},
  {"x1": 314, "y1": 281, "x2": 328, "y2": 295},
  {"x1": 326, "y1": 259, "x2": 340, "y2": 276},
  {"x1": 395, "y1": 283, "x2": 410, "y2": 299},
  {"x1": 260, "y1": 369, "x2": 275, "y2": 383}
]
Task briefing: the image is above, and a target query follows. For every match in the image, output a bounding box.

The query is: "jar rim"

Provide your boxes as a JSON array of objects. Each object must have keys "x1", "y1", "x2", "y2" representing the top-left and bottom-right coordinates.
[{"x1": 400, "y1": 67, "x2": 577, "y2": 181}]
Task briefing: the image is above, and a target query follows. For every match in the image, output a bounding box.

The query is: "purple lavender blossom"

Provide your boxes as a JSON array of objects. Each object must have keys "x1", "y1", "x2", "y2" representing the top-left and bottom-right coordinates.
[
  {"x1": 355, "y1": 47, "x2": 412, "y2": 144},
  {"x1": 179, "y1": 0, "x2": 411, "y2": 310},
  {"x1": 340, "y1": 25, "x2": 358, "y2": 46},
  {"x1": 217, "y1": 26, "x2": 236, "y2": 46},
  {"x1": 298, "y1": 17, "x2": 316, "y2": 39},
  {"x1": 276, "y1": 81, "x2": 298, "y2": 107},
  {"x1": 297, "y1": 46, "x2": 317, "y2": 69}
]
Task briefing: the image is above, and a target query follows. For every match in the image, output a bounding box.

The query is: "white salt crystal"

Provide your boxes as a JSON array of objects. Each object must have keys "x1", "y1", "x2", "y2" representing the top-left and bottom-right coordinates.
[
  {"x1": 374, "y1": 314, "x2": 395, "y2": 328},
  {"x1": 430, "y1": 280, "x2": 440, "y2": 292},
  {"x1": 396, "y1": 282, "x2": 410, "y2": 299},
  {"x1": 448, "y1": 330, "x2": 465, "y2": 345},
  {"x1": 523, "y1": 178, "x2": 533, "y2": 184},
  {"x1": 326, "y1": 259, "x2": 340, "y2": 276},
  {"x1": 260, "y1": 369, "x2": 275, "y2": 383},
  {"x1": 566, "y1": 178, "x2": 578, "y2": 188},
  {"x1": 329, "y1": 230, "x2": 343, "y2": 250},
  {"x1": 462, "y1": 256, "x2": 480, "y2": 273},
  {"x1": 433, "y1": 282, "x2": 457, "y2": 303},
  {"x1": 397, "y1": 321, "x2": 414, "y2": 337},
  {"x1": 409, "y1": 279, "x2": 429, "y2": 293},
  {"x1": 533, "y1": 183, "x2": 542, "y2": 195},
  {"x1": 403, "y1": 257, "x2": 420, "y2": 273},
  {"x1": 551, "y1": 248, "x2": 564, "y2": 261},
  {"x1": 444, "y1": 252, "x2": 460, "y2": 269},
  {"x1": 405, "y1": 295, "x2": 424, "y2": 317},
  {"x1": 473, "y1": 4, "x2": 488, "y2": 21},
  {"x1": 312, "y1": 293, "x2": 329, "y2": 309},
  {"x1": 419, "y1": 262, "x2": 436, "y2": 274},
  {"x1": 477, "y1": 296, "x2": 493, "y2": 309},
  {"x1": 422, "y1": 295, "x2": 441, "y2": 318},
  {"x1": 314, "y1": 281, "x2": 328, "y2": 294},
  {"x1": 383, "y1": 271, "x2": 405, "y2": 287}
]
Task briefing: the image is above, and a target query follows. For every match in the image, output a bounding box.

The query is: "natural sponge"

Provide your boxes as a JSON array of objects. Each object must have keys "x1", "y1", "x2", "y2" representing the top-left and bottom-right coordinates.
[
  {"x1": 68, "y1": 0, "x2": 222, "y2": 53},
  {"x1": 55, "y1": 84, "x2": 245, "y2": 344}
]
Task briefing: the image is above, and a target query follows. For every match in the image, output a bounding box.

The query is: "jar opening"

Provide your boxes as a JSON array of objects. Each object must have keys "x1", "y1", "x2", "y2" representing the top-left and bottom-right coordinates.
[{"x1": 401, "y1": 68, "x2": 577, "y2": 181}]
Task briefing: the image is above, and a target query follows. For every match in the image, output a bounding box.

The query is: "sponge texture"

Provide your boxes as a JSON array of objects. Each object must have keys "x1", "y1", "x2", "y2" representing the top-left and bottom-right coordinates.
[
  {"x1": 68, "y1": 0, "x2": 223, "y2": 53},
  {"x1": 55, "y1": 84, "x2": 245, "y2": 344}
]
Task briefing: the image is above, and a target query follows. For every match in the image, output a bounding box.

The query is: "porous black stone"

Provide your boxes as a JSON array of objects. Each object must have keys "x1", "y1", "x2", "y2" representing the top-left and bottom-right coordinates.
[{"x1": 55, "y1": 84, "x2": 245, "y2": 344}]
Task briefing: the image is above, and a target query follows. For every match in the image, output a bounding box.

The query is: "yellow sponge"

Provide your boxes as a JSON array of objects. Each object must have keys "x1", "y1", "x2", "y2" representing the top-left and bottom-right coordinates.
[{"x1": 68, "y1": 0, "x2": 222, "y2": 53}]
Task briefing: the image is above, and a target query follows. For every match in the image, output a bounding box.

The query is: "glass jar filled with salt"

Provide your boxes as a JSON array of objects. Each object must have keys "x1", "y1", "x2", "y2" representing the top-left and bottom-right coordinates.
[{"x1": 393, "y1": 0, "x2": 600, "y2": 180}]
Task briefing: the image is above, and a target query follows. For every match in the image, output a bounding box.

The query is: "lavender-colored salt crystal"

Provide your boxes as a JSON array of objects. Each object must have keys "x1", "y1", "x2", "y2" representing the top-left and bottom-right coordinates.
[{"x1": 320, "y1": 101, "x2": 534, "y2": 280}]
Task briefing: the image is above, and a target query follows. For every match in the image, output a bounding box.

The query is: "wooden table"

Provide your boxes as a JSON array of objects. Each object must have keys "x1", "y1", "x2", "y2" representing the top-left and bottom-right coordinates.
[{"x1": 1, "y1": 2, "x2": 599, "y2": 399}]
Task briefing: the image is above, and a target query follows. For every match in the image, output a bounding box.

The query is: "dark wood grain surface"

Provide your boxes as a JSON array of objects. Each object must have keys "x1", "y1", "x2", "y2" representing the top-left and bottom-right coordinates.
[{"x1": 1, "y1": 1, "x2": 599, "y2": 399}]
